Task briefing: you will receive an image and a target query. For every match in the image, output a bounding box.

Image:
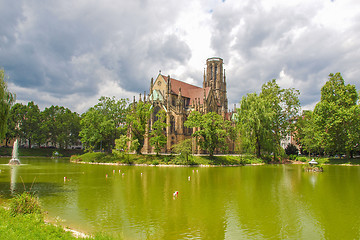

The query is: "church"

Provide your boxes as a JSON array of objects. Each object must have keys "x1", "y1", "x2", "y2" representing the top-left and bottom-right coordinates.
[{"x1": 140, "y1": 57, "x2": 233, "y2": 153}]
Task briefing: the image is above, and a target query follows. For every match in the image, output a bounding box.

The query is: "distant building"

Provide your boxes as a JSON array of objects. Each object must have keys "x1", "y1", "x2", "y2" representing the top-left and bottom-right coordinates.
[{"x1": 133, "y1": 57, "x2": 235, "y2": 154}]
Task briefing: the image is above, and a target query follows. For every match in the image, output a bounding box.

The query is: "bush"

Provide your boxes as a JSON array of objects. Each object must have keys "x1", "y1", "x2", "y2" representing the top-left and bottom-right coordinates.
[
  {"x1": 296, "y1": 156, "x2": 308, "y2": 162},
  {"x1": 10, "y1": 192, "x2": 42, "y2": 216},
  {"x1": 152, "y1": 160, "x2": 159, "y2": 165},
  {"x1": 285, "y1": 143, "x2": 299, "y2": 155},
  {"x1": 288, "y1": 154, "x2": 297, "y2": 160}
]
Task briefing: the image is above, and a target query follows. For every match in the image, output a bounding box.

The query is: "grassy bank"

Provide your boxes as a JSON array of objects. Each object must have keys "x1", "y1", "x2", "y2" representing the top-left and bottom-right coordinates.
[
  {"x1": 70, "y1": 152, "x2": 264, "y2": 166},
  {"x1": 0, "y1": 192, "x2": 115, "y2": 240},
  {"x1": 0, "y1": 147, "x2": 84, "y2": 157},
  {"x1": 71, "y1": 152, "x2": 360, "y2": 166}
]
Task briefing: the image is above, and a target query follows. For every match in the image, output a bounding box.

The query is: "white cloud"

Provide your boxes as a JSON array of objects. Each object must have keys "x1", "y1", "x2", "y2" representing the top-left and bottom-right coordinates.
[{"x1": 1, "y1": 0, "x2": 360, "y2": 112}]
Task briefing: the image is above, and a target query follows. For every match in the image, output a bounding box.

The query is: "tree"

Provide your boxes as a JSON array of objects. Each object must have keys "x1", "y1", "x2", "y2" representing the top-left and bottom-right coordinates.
[
  {"x1": 13, "y1": 102, "x2": 41, "y2": 148},
  {"x1": 260, "y1": 79, "x2": 300, "y2": 158},
  {"x1": 113, "y1": 135, "x2": 131, "y2": 162},
  {"x1": 285, "y1": 143, "x2": 299, "y2": 155},
  {"x1": 295, "y1": 110, "x2": 322, "y2": 156},
  {"x1": 313, "y1": 73, "x2": 360, "y2": 157},
  {"x1": 185, "y1": 111, "x2": 234, "y2": 157},
  {"x1": 149, "y1": 109, "x2": 167, "y2": 155},
  {"x1": 80, "y1": 97, "x2": 128, "y2": 152},
  {"x1": 237, "y1": 79, "x2": 300, "y2": 159},
  {"x1": 79, "y1": 107, "x2": 110, "y2": 152},
  {"x1": 126, "y1": 100, "x2": 152, "y2": 154},
  {"x1": 172, "y1": 139, "x2": 192, "y2": 163},
  {"x1": 237, "y1": 93, "x2": 273, "y2": 158},
  {"x1": 0, "y1": 69, "x2": 15, "y2": 140}
]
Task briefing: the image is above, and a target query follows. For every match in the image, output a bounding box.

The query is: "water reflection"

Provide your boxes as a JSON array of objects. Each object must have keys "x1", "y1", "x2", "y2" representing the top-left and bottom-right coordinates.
[
  {"x1": 1, "y1": 159, "x2": 360, "y2": 239},
  {"x1": 10, "y1": 165, "x2": 18, "y2": 194}
]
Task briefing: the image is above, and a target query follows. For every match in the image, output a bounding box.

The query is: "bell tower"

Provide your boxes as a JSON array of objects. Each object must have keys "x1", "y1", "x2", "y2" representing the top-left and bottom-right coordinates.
[{"x1": 203, "y1": 57, "x2": 228, "y2": 113}]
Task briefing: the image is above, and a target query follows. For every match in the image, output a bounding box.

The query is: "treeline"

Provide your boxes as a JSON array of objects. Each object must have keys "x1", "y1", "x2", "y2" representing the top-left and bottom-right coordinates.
[
  {"x1": 1, "y1": 68, "x2": 359, "y2": 158},
  {"x1": 5, "y1": 102, "x2": 81, "y2": 149}
]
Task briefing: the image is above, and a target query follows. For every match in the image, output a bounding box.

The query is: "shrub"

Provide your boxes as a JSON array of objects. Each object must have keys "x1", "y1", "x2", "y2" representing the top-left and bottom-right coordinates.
[
  {"x1": 152, "y1": 160, "x2": 159, "y2": 166},
  {"x1": 10, "y1": 192, "x2": 42, "y2": 216},
  {"x1": 296, "y1": 156, "x2": 308, "y2": 162},
  {"x1": 285, "y1": 143, "x2": 299, "y2": 155}
]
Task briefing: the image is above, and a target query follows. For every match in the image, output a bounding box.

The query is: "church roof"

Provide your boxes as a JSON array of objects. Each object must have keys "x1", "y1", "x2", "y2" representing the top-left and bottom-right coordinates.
[{"x1": 161, "y1": 75, "x2": 209, "y2": 104}]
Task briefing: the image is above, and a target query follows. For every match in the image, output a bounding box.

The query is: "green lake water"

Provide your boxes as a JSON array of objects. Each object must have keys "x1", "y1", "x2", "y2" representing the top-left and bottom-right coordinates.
[{"x1": 1, "y1": 157, "x2": 360, "y2": 239}]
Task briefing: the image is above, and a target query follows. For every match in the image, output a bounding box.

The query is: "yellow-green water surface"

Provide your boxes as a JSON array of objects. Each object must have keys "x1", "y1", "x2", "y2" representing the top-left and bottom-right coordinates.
[{"x1": 1, "y1": 157, "x2": 360, "y2": 239}]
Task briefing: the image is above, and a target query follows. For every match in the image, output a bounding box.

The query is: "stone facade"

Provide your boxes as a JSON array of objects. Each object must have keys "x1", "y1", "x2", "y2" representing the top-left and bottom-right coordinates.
[{"x1": 141, "y1": 57, "x2": 232, "y2": 154}]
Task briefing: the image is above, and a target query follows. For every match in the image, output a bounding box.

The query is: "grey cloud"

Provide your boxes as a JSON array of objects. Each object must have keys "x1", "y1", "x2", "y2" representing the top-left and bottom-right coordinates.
[{"x1": 209, "y1": 1, "x2": 360, "y2": 108}]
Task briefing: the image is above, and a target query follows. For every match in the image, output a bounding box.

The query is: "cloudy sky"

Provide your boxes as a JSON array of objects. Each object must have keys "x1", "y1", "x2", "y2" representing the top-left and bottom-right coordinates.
[{"x1": 1, "y1": 0, "x2": 359, "y2": 113}]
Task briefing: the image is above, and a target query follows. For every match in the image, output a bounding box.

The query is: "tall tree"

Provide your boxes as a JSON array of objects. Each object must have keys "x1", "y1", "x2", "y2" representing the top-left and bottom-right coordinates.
[
  {"x1": 260, "y1": 79, "x2": 300, "y2": 158},
  {"x1": 185, "y1": 111, "x2": 234, "y2": 157},
  {"x1": 237, "y1": 93, "x2": 273, "y2": 158},
  {"x1": 313, "y1": 73, "x2": 360, "y2": 157},
  {"x1": 149, "y1": 109, "x2": 167, "y2": 155},
  {"x1": 294, "y1": 110, "x2": 321, "y2": 156},
  {"x1": 0, "y1": 69, "x2": 15, "y2": 140},
  {"x1": 126, "y1": 100, "x2": 152, "y2": 154},
  {"x1": 80, "y1": 97, "x2": 128, "y2": 152},
  {"x1": 237, "y1": 80, "x2": 300, "y2": 158},
  {"x1": 14, "y1": 102, "x2": 41, "y2": 148}
]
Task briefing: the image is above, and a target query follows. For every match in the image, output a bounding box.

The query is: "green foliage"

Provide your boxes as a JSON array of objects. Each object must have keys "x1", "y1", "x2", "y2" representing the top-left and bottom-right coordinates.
[
  {"x1": 9, "y1": 192, "x2": 43, "y2": 216},
  {"x1": 295, "y1": 110, "x2": 322, "y2": 156},
  {"x1": 113, "y1": 135, "x2": 130, "y2": 158},
  {"x1": 237, "y1": 92, "x2": 273, "y2": 157},
  {"x1": 152, "y1": 160, "x2": 159, "y2": 165},
  {"x1": 71, "y1": 152, "x2": 107, "y2": 162},
  {"x1": 172, "y1": 139, "x2": 192, "y2": 163},
  {"x1": 126, "y1": 100, "x2": 152, "y2": 154},
  {"x1": 296, "y1": 156, "x2": 308, "y2": 162},
  {"x1": 41, "y1": 105, "x2": 81, "y2": 149},
  {"x1": 313, "y1": 73, "x2": 360, "y2": 157},
  {"x1": 149, "y1": 109, "x2": 167, "y2": 155},
  {"x1": 285, "y1": 143, "x2": 299, "y2": 155},
  {"x1": 0, "y1": 208, "x2": 81, "y2": 240},
  {"x1": 80, "y1": 96, "x2": 128, "y2": 152},
  {"x1": 237, "y1": 79, "x2": 300, "y2": 159},
  {"x1": 185, "y1": 111, "x2": 234, "y2": 156},
  {"x1": 0, "y1": 69, "x2": 15, "y2": 141}
]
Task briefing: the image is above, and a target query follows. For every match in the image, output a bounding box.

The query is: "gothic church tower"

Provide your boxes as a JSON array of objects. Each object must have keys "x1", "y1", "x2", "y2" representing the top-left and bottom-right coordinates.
[{"x1": 203, "y1": 57, "x2": 228, "y2": 114}]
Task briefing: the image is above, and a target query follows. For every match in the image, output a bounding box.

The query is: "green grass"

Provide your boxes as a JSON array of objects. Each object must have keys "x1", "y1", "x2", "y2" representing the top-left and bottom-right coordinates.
[
  {"x1": 71, "y1": 152, "x2": 265, "y2": 166},
  {"x1": 0, "y1": 207, "x2": 81, "y2": 240},
  {"x1": 0, "y1": 147, "x2": 84, "y2": 157},
  {"x1": 312, "y1": 157, "x2": 360, "y2": 165}
]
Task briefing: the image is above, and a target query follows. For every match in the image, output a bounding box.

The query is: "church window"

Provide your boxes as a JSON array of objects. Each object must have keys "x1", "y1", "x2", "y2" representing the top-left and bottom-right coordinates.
[{"x1": 215, "y1": 65, "x2": 217, "y2": 80}]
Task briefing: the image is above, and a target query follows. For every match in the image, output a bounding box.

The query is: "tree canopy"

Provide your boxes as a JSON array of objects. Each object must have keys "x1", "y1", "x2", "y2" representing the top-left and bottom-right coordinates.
[
  {"x1": 80, "y1": 96, "x2": 128, "y2": 152},
  {"x1": 185, "y1": 111, "x2": 234, "y2": 156},
  {"x1": 0, "y1": 69, "x2": 15, "y2": 140},
  {"x1": 237, "y1": 79, "x2": 300, "y2": 158},
  {"x1": 313, "y1": 73, "x2": 360, "y2": 157},
  {"x1": 126, "y1": 100, "x2": 152, "y2": 154}
]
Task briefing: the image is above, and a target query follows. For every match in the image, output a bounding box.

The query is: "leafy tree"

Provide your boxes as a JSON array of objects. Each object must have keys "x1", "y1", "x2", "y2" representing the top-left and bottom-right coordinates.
[
  {"x1": 295, "y1": 110, "x2": 322, "y2": 156},
  {"x1": 80, "y1": 108, "x2": 110, "y2": 152},
  {"x1": 285, "y1": 143, "x2": 299, "y2": 155},
  {"x1": 149, "y1": 109, "x2": 167, "y2": 155},
  {"x1": 0, "y1": 69, "x2": 15, "y2": 140},
  {"x1": 172, "y1": 139, "x2": 192, "y2": 163},
  {"x1": 260, "y1": 79, "x2": 300, "y2": 158},
  {"x1": 113, "y1": 135, "x2": 131, "y2": 162},
  {"x1": 237, "y1": 80, "x2": 300, "y2": 158},
  {"x1": 126, "y1": 100, "x2": 152, "y2": 154},
  {"x1": 237, "y1": 93, "x2": 273, "y2": 158},
  {"x1": 14, "y1": 102, "x2": 41, "y2": 148},
  {"x1": 313, "y1": 73, "x2": 360, "y2": 157},
  {"x1": 80, "y1": 97, "x2": 128, "y2": 152},
  {"x1": 185, "y1": 111, "x2": 234, "y2": 157}
]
